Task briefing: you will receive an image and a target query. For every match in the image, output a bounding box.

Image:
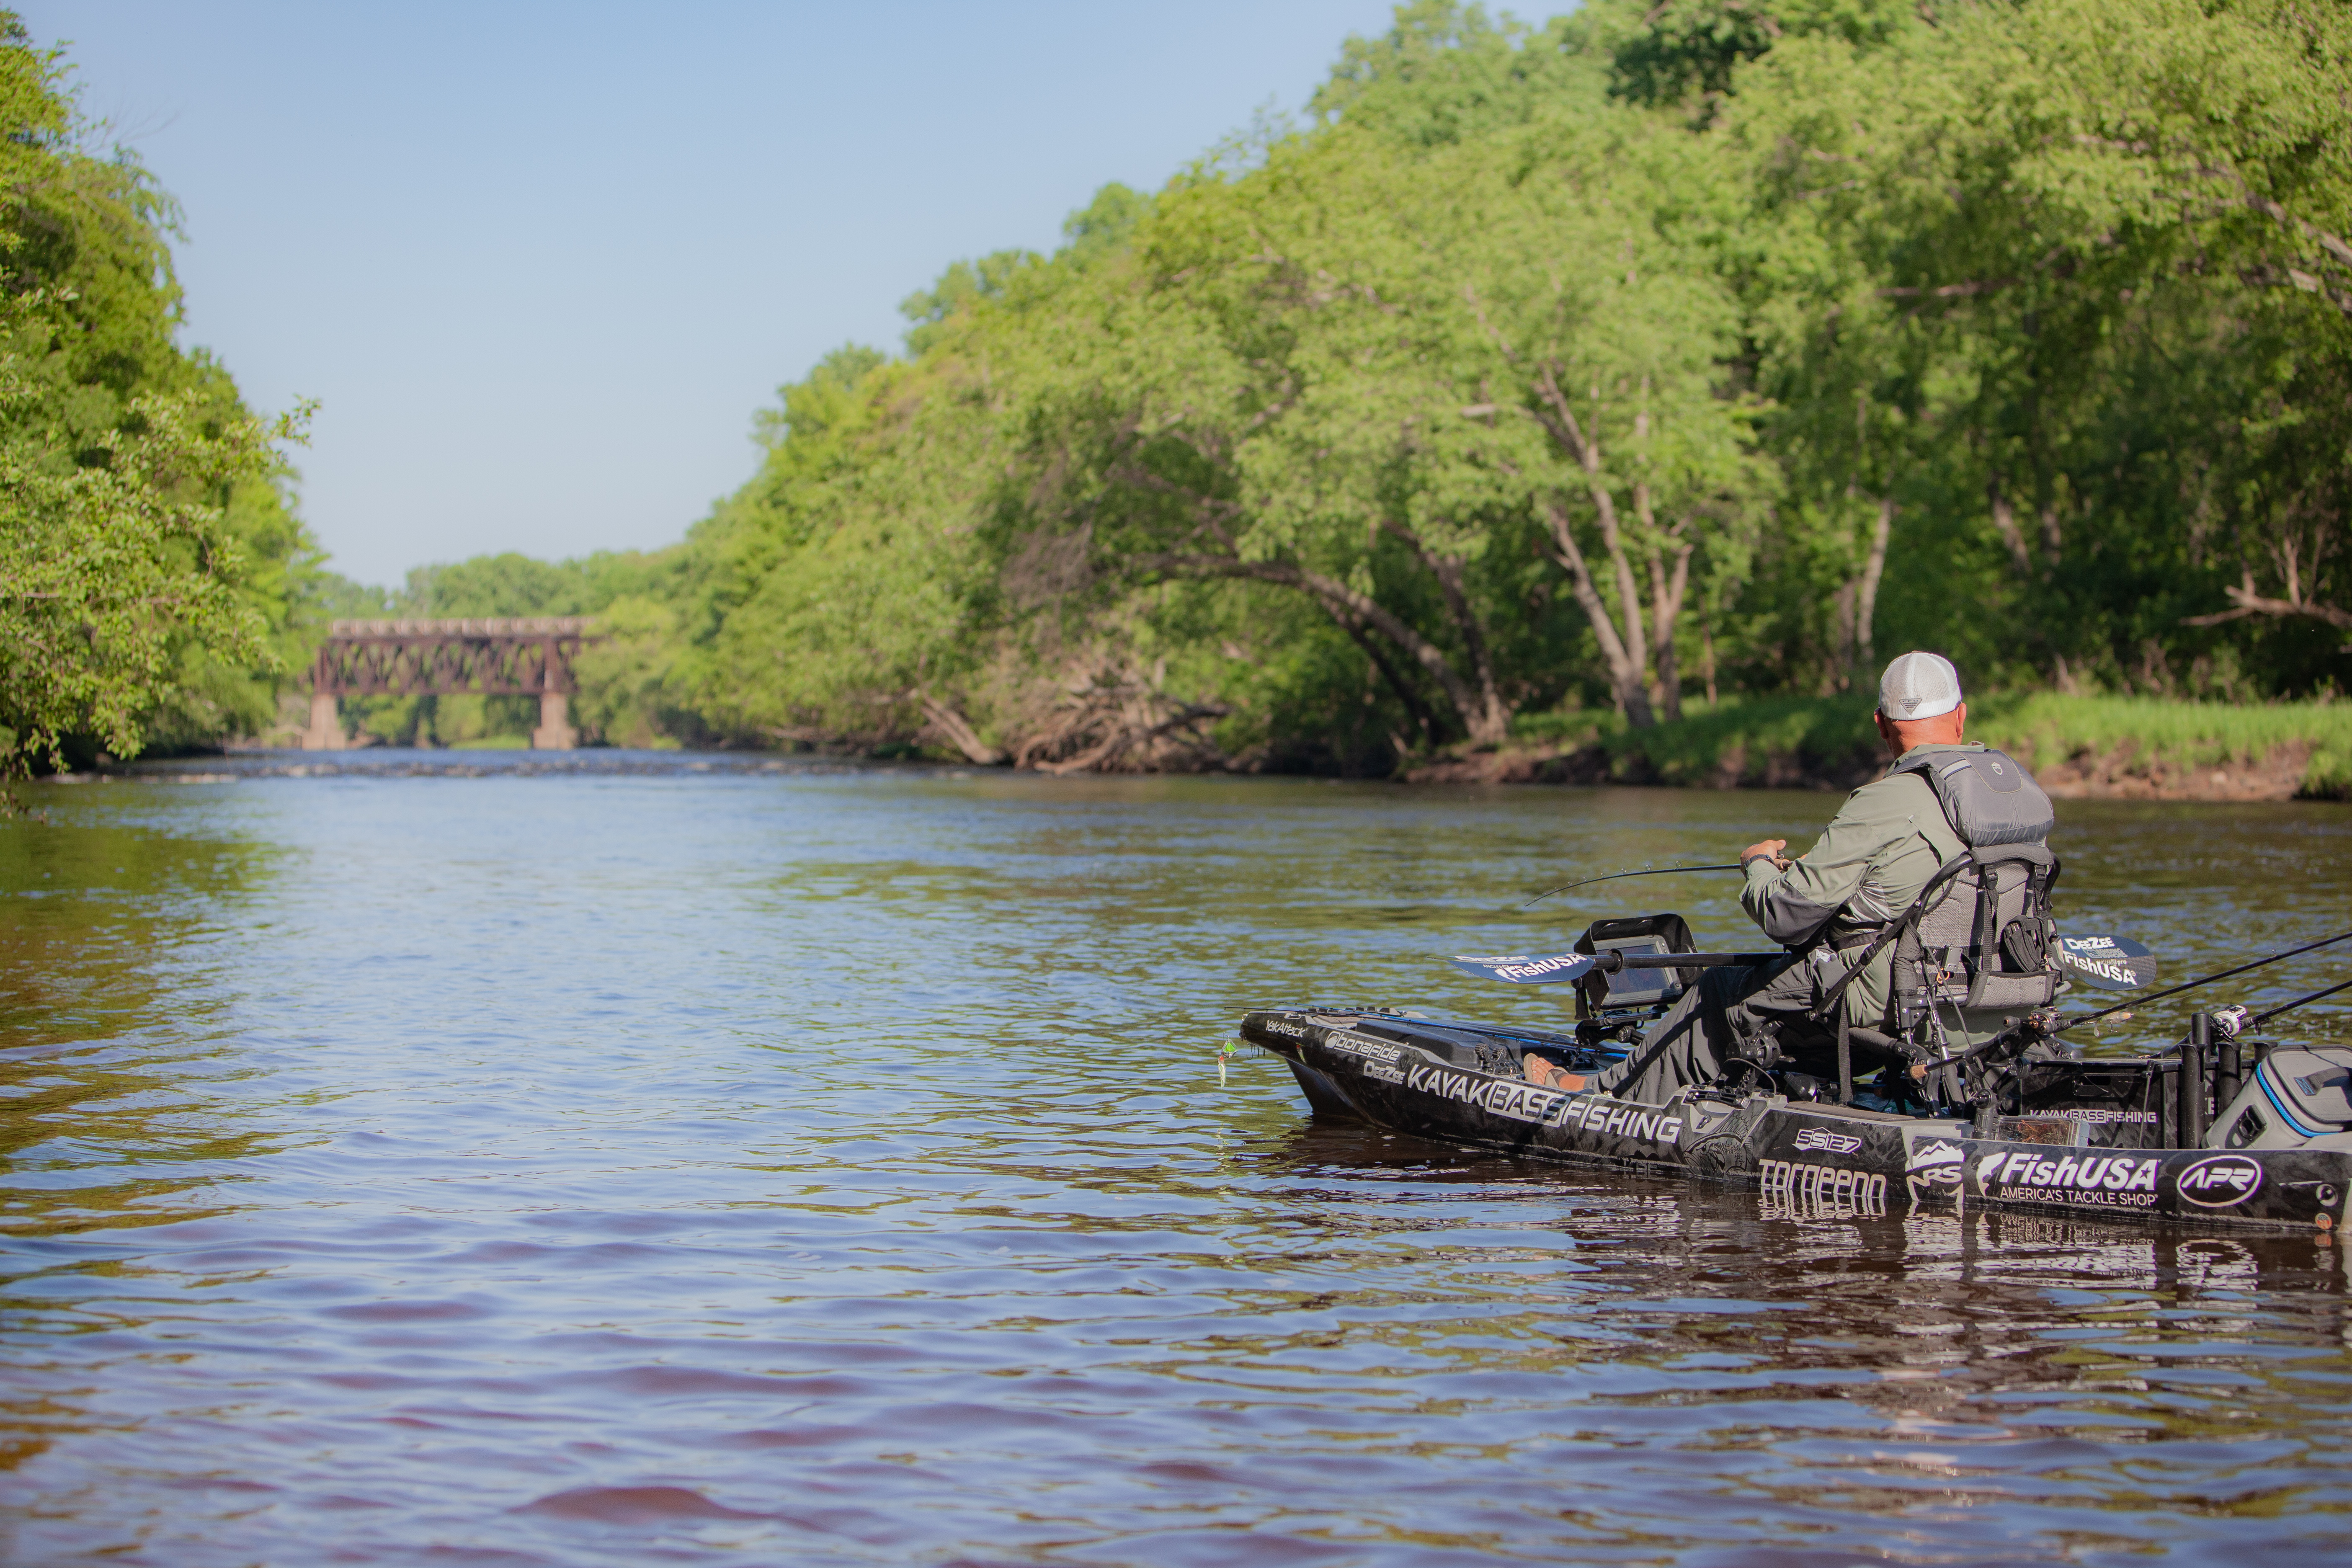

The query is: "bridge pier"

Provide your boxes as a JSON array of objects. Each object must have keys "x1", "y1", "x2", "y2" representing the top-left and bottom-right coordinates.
[
  {"x1": 531, "y1": 690, "x2": 578, "y2": 750},
  {"x1": 302, "y1": 691, "x2": 347, "y2": 751}
]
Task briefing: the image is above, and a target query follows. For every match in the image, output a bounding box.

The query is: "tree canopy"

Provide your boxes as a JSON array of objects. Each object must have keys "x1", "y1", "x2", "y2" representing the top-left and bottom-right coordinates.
[
  {"x1": 0, "y1": 12, "x2": 312, "y2": 779},
  {"x1": 46, "y1": 1, "x2": 2342, "y2": 768},
  {"x1": 444, "y1": 0, "x2": 2340, "y2": 766}
]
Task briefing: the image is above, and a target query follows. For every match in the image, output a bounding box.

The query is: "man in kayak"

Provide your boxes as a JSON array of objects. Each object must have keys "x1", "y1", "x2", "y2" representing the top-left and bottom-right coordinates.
[{"x1": 1526, "y1": 649, "x2": 2051, "y2": 1105}]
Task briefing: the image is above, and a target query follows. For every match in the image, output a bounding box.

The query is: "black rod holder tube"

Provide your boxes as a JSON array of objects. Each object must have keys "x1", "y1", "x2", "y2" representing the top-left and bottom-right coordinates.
[
  {"x1": 2215, "y1": 1029, "x2": 2242, "y2": 1121},
  {"x1": 2181, "y1": 1014, "x2": 2211, "y2": 1150},
  {"x1": 1836, "y1": 1014, "x2": 1853, "y2": 1106}
]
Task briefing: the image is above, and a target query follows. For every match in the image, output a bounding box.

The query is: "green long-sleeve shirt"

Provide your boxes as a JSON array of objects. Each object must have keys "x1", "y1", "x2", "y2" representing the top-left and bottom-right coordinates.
[{"x1": 1740, "y1": 742, "x2": 1983, "y2": 1029}]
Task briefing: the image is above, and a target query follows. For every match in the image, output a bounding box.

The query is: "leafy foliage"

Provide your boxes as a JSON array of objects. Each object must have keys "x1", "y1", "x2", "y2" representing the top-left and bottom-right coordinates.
[
  {"x1": 352, "y1": 0, "x2": 2352, "y2": 765},
  {"x1": 0, "y1": 14, "x2": 313, "y2": 779}
]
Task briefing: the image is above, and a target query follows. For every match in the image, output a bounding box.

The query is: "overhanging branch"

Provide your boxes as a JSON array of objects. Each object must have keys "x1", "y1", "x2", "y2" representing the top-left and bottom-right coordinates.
[
  {"x1": 2183, "y1": 571, "x2": 2352, "y2": 632},
  {"x1": 1132, "y1": 551, "x2": 1481, "y2": 732}
]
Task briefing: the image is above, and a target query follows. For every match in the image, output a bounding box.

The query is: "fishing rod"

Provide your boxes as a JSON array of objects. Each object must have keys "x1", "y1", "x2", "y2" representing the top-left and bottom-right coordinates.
[
  {"x1": 2056, "y1": 927, "x2": 2352, "y2": 1032},
  {"x1": 1913, "y1": 930, "x2": 2352, "y2": 1082},
  {"x1": 1521, "y1": 862, "x2": 1744, "y2": 910},
  {"x1": 2251, "y1": 974, "x2": 2352, "y2": 1027}
]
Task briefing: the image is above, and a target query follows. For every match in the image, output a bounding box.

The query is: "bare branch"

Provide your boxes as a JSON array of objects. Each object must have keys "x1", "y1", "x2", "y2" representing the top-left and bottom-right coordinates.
[
  {"x1": 1877, "y1": 279, "x2": 2017, "y2": 300},
  {"x1": 916, "y1": 694, "x2": 1005, "y2": 765},
  {"x1": 1133, "y1": 551, "x2": 1485, "y2": 732},
  {"x1": 1381, "y1": 518, "x2": 1508, "y2": 742},
  {"x1": 1462, "y1": 284, "x2": 1522, "y2": 365},
  {"x1": 2184, "y1": 570, "x2": 2352, "y2": 630}
]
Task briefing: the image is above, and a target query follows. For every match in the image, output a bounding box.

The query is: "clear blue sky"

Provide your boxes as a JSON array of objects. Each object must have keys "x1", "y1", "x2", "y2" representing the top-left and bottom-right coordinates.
[{"x1": 20, "y1": 2, "x2": 1408, "y2": 587}]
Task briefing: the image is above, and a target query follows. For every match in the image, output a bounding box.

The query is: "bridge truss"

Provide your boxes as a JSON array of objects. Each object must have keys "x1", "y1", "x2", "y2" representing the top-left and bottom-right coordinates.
[
  {"x1": 312, "y1": 617, "x2": 590, "y2": 697},
  {"x1": 303, "y1": 617, "x2": 595, "y2": 750}
]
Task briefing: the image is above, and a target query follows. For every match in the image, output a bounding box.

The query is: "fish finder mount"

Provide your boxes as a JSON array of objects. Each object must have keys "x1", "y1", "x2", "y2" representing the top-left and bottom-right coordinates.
[{"x1": 1572, "y1": 913, "x2": 1697, "y2": 1024}]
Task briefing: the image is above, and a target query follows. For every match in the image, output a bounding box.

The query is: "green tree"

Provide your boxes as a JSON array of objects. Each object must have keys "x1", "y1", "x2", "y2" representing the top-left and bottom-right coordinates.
[
  {"x1": 1727, "y1": 0, "x2": 2352, "y2": 692},
  {"x1": 0, "y1": 300, "x2": 303, "y2": 773},
  {"x1": 426, "y1": 0, "x2": 2352, "y2": 768},
  {"x1": 0, "y1": 14, "x2": 311, "y2": 778}
]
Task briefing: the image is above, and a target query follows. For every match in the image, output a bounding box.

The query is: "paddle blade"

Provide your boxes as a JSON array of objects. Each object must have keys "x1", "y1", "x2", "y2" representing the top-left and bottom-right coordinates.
[
  {"x1": 1450, "y1": 952, "x2": 1598, "y2": 985},
  {"x1": 2055, "y1": 934, "x2": 2159, "y2": 991}
]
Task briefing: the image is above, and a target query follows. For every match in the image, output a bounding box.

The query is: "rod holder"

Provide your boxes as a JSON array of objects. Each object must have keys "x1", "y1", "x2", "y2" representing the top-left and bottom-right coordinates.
[
  {"x1": 2215, "y1": 1026, "x2": 2242, "y2": 1121},
  {"x1": 2181, "y1": 1013, "x2": 2211, "y2": 1149}
]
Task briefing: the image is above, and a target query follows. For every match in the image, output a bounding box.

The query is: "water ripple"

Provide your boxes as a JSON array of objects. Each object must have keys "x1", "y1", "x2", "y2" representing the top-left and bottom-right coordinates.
[{"x1": 1, "y1": 764, "x2": 2348, "y2": 1563}]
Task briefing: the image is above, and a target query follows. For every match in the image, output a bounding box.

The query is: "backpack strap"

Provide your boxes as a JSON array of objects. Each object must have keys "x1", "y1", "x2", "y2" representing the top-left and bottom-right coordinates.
[{"x1": 1807, "y1": 851, "x2": 1973, "y2": 1024}]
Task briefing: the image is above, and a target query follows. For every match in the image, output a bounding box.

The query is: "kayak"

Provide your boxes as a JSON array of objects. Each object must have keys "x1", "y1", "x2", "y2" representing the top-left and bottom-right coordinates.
[{"x1": 1236, "y1": 921, "x2": 2352, "y2": 1233}]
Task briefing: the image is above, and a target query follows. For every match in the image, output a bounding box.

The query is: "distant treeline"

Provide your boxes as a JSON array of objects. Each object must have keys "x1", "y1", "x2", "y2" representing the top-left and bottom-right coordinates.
[{"x1": 23, "y1": 4, "x2": 2352, "y2": 776}]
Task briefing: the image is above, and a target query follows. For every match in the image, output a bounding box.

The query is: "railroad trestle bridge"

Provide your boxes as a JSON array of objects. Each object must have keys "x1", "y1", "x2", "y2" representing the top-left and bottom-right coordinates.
[{"x1": 304, "y1": 617, "x2": 595, "y2": 750}]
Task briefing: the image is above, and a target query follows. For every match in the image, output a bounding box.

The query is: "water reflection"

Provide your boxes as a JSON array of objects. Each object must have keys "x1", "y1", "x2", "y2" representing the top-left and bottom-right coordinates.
[
  {"x1": 0, "y1": 799, "x2": 281, "y2": 1240},
  {"x1": 0, "y1": 761, "x2": 2346, "y2": 1563}
]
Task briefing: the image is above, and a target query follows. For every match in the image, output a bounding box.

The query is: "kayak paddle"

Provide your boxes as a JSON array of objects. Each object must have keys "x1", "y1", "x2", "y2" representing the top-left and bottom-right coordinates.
[{"x1": 1453, "y1": 932, "x2": 2158, "y2": 991}]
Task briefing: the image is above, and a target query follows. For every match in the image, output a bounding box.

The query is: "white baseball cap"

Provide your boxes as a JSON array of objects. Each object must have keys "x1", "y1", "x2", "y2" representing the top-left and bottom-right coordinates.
[{"x1": 1877, "y1": 650, "x2": 1963, "y2": 721}]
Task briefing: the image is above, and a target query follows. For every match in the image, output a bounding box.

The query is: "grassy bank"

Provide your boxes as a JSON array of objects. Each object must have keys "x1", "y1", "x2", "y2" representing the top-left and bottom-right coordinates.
[
  {"x1": 1477, "y1": 694, "x2": 2352, "y2": 799},
  {"x1": 1973, "y1": 695, "x2": 2352, "y2": 797}
]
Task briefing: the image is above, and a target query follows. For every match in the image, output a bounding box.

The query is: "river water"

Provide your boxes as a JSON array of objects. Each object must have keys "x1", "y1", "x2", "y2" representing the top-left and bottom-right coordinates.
[{"x1": 3, "y1": 753, "x2": 2350, "y2": 1565}]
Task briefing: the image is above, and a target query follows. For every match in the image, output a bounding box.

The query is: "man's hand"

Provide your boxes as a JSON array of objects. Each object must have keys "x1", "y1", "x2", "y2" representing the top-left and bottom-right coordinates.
[{"x1": 1741, "y1": 838, "x2": 1792, "y2": 872}]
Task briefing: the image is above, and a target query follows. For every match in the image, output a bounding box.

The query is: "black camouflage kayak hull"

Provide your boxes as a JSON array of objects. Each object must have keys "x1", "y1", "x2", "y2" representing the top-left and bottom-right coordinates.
[{"x1": 1242, "y1": 1007, "x2": 2352, "y2": 1233}]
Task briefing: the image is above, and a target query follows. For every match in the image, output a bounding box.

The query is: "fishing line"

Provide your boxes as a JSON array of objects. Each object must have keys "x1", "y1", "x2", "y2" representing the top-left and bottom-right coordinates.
[{"x1": 2060, "y1": 927, "x2": 2352, "y2": 1031}]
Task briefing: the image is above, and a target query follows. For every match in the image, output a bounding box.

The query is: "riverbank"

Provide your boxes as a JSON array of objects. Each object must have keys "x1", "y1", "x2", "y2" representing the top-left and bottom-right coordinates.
[
  {"x1": 146, "y1": 695, "x2": 2352, "y2": 801},
  {"x1": 1406, "y1": 694, "x2": 2352, "y2": 801}
]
